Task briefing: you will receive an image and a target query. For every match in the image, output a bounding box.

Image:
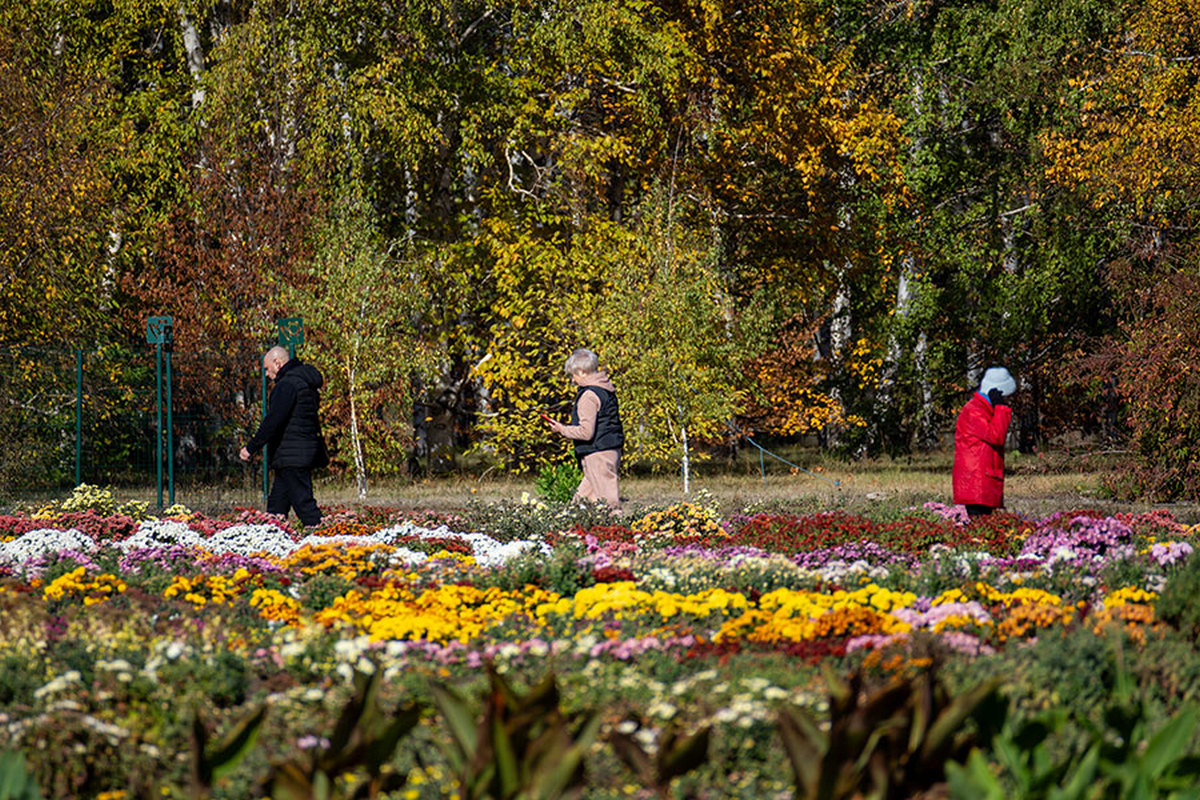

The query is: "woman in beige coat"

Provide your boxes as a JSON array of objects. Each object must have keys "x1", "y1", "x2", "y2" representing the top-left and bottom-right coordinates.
[{"x1": 545, "y1": 349, "x2": 624, "y2": 509}]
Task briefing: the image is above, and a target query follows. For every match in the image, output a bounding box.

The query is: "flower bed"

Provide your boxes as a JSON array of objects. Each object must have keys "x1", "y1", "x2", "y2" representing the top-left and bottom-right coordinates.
[{"x1": 1, "y1": 488, "x2": 1199, "y2": 797}]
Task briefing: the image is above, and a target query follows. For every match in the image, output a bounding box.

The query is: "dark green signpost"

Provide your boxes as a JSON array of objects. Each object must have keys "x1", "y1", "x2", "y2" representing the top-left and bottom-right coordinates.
[
  {"x1": 278, "y1": 317, "x2": 304, "y2": 358},
  {"x1": 260, "y1": 317, "x2": 305, "y2": 503},
  {"x1": 75, "y1": 349, "x2": 83, "y2": 486},
  {"x1": 146, "y1": 315, "x2": 174, "y2": 508}
]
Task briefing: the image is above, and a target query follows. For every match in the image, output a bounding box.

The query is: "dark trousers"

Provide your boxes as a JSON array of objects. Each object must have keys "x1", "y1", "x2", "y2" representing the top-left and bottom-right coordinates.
[
  {"x1": 268, "y1": 467, "x2": 321, "y2": 526},
  {"x1": 965, "y1": 504, "x2": 995, "y2": 519}
]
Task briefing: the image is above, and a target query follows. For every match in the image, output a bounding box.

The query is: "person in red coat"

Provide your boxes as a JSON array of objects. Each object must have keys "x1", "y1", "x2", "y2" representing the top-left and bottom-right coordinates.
[{"x1": 953, "y1": 367, "x2": 1016, "y2": 518}]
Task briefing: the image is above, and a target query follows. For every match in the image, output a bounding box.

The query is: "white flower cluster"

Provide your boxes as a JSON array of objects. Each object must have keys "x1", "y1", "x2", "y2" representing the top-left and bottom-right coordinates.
[
  {"x1": 0, "y1": 516, "x2": 550, "y2": 568},
  {"x1": 368, "y1": 522, "x2": 551, "y2": 567},
  {"x1": 0, "y1": 528, "x2": 95, "y2": 566},
  {"x1": 205, "y1": 524, "x2": 297, "y2": 557},
  {"x1": 807, "y1": 560, "x2": 891, "y2": 583},
  {"x1": 119, "y1": 520, "x2": 202, "y2": 551}
]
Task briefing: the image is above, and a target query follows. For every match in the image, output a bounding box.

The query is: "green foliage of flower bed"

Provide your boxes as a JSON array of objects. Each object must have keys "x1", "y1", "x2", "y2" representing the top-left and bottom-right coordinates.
[{"x1": 2, "y1": 490, "x2": 1200, "y2": 796}]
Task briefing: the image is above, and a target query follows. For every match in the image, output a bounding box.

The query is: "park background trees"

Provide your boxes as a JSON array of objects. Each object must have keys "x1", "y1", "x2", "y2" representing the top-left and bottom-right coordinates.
[{"x1": 3, "y1": 0, "x2": 1200, "y2": 498}]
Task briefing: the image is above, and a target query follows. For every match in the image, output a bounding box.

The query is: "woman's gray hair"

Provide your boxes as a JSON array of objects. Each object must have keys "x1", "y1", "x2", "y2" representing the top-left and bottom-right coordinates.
[{"x1": 564, "y1": 348, "x2": 599, "y2": 375}]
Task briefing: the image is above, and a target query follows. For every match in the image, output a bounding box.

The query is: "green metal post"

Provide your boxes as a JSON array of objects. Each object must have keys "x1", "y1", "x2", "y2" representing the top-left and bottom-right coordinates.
[
  {"x1": 166, "y1": 351, "x2": 174, "y2": 506},
  {"x1": 155, "y1": 342, "x2": 163, "y2": 509},
  {"x1": 75, "y1": 349, "x2": 82, "y2": 486},
  {"x1": 262, "y1": 362, "x2": 269, "y2": 504}
]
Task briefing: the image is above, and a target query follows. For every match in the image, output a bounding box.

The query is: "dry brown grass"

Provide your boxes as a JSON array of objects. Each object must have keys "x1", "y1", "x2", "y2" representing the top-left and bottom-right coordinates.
[{"x1": 31, "y1": 447, "x2": 1200, "y2": 524}]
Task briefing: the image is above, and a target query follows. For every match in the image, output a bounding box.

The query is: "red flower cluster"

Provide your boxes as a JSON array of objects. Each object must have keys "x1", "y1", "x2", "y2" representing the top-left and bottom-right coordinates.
[
  {"x1": 545, "y1": 526, "x2": 642, "y2": 547},
  {"x1": 955, "y1": 513, "x2": 1037, "y2": 555},
  {"x1": 1115, "y1": 508, "x2": 1191, "y2": 540},
  {"x1": 0, "y1": 515, "x2": 51, "y2": 539},
  {"x1": 186, "y1": 516, "x2": 238, "y2": 537},
  {"x1": 231, "y1": 507, "x2": 296, "y2": 533},
  {"x1": 593, "y1": 566, "x2": 637, "y2": 583},
  {"x1": 725, "y1": 513, "x2": 942, "y2": 554},
  {"x1": 721, "y1": 511, "x2": 1044, "y2": 557},
  {"x1": 48, "y1": 511, "x2": 140, "y2": 543}
]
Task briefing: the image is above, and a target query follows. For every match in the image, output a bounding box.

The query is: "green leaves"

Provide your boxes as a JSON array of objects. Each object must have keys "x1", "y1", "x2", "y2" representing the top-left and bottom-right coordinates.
[
  {"x1": 430, "y1": 665, "x2": 605, "y2": 800},
  {"x1": 0, "y1": 751, "x2": 42, "y2": 800},
  {"x1": 946, "y1": 659, "x2": 1200, "y2": 800},
  {"x1": 608, "y1": 721, "x2": 711, "y2": 798},
  {"x1": 260, "y1": 668, "x2": 423, "y2": 800},
  {"x1": 777, "y1": 662, "x2": 1003, "y2": 800},
  {"x1": 191, "y1": 703, "x2": 268, "y2": 796},
  {"x1": 284, "y1": 181, "x2": 440, "y2": 490}
]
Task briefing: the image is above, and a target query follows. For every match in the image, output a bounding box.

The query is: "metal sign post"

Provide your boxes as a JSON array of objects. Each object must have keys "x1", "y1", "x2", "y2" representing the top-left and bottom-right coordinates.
[
  {"x1": 277, "y1": 317, "x2": 304, "y2": 358},
  {"x1": 146, "y1": 316, "x2": 173, "y2": 509},
  {"x1": 164, "y1": 326, "x2": 175, "y2": 507},
  {"x1": 75, "y1": 349, "x2": 83, "y2": 486},
  {"x1": 261, "y1": 317, "x2": 305, "y2": 504}
]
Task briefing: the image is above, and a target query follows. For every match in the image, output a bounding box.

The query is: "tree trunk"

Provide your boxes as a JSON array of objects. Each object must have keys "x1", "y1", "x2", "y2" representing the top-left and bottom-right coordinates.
[
  {"x1": 681, "y1": 423, "x2": 690, "y2": 495},
  {"x1": 915, "y1": 331, "x2": 937, "y2": 451},
  {"x1": 409, "y1": 373, "x2": 428, "y2": 478},
  {"x1": 823, "y1": 270, "x2": 850, "y2": 450},
  {"x1": 347, "y1": 357, "x2": 367, "y2": 498},
  {"x1": 1017, "y1": 372, "x2": 1040, "y2": 454},
  {"x1": 178, "y1": 7, "x2": 206, "y2": 109}
]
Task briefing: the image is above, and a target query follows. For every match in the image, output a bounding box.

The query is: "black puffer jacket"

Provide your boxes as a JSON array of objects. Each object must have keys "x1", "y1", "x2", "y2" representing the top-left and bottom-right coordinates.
[{"x1": 247, "y1": 359, "x2": 326, "y2": 468}]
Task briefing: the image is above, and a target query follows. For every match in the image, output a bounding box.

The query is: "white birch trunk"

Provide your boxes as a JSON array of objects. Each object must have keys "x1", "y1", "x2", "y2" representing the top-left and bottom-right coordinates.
[
  {"x1": 825, "y1": 271, "x2": 850, "y2": 449},
  {"x1": 881, "y1": 256, "x2": 915, "y2": 409},
  {"x1": 347, "y1": 355, "x2": 367, "y2": 498},
  {"x1": 915, "y1": 331, "x2": 937, "y2": 450},
  {"x1": 681, "y1": 423, "x2": 690, "y2": 495},
  {"x1": 179, "y1": 8, "x2": 206, "y2": 109}
]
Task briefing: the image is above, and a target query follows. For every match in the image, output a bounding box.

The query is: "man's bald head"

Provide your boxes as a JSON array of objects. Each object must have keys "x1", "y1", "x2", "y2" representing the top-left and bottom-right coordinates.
[{"x1": 263, "y1": 346, "x2": 290, "y2": 379}]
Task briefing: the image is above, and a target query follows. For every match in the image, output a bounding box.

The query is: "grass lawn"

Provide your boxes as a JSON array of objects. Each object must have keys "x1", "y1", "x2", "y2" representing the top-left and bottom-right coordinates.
[
  {"x1": 21, "y1": 444, "x2": 1191, "y2": 522},
  {"x1": 284, "y1": 447, "x2": 1198, "y2": 522}
]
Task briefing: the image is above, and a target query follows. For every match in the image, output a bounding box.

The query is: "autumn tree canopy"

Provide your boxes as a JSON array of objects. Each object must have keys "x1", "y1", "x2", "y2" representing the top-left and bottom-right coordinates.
[{"x1": 2, "y1": 0, "x2": 1198, "y2": 495}]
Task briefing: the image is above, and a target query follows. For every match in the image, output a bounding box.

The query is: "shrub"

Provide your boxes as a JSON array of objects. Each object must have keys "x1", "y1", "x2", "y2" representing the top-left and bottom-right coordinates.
[
  {"x1": 534, "y1": 460, "x2": 582, "y2": 504},
  {"x1": 631, "y1": 501, "x2": 724, "y2": 540},
  {"x1": 474, "y1": 539, "x2": 592, "y2": 595},
  {"x1": 299, "y1": 573, "x2": 359, "y2": 611},
  {"x1": 1155, "y1": 550, "x2": 1200, "y2": 639},
  {"x1": 466, "y1": 497, "x2": 616, "y2": 542}
]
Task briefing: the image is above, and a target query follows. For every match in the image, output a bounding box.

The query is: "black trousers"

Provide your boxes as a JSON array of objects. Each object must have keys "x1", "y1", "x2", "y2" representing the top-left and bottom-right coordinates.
[
  {"x1": 965, "y1": 503, "x2": 996, "y2": 519},
  {"x1": 267, "y1": 467, "x2": 322, "y2": 526}
]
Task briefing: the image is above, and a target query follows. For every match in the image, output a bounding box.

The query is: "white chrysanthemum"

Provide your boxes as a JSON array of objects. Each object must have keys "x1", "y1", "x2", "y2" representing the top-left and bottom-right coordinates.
[
  {"x1": 33, "y1": 670, "x2": 83, "y2": 700},
  {"x1": 370, "y1": 522, "x2": 550, "y2": 566},
  {"x1": 1, "y1": 528, "x2": 96, "y2": 565},
  {"x1": 387, "y1": 548, "x2": 429, "y2": 566},
  {"x1": 203, "y1": 524, "x2": 295, "y2": 557},
  {"x1": 120, "y1": 520, "x2": 202, "y2": 551}
]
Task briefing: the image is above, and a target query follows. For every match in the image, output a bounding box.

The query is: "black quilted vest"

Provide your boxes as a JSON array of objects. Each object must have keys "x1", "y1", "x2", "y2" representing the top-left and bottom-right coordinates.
[{"x1": 571, "y1": 385, "x2": 624, "y2": 458}]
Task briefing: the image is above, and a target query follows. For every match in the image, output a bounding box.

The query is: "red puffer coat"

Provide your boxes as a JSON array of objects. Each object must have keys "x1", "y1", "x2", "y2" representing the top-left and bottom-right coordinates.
[{"x1": 952, "y1": 392, "x2": 1013, "y2": 508}]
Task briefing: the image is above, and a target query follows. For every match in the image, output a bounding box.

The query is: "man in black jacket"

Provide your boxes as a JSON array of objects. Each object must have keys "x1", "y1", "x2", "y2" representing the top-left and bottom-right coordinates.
[{"x1": 239, "y1": 346, "x2": 327, "y2": 526}]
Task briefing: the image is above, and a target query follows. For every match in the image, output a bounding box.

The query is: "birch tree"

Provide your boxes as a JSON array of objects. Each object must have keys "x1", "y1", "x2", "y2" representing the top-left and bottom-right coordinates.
[{"x1": 282, "y1": 186, "x2": 439, "y2": 496}]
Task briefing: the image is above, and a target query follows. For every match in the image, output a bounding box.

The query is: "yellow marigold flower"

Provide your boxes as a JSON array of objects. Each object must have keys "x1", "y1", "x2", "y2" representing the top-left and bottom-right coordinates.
[
  {"x1": 249, "y1": 588, "x2": 303, "y2": 625},
  {"x1": 313, "y1": 583, "x2": 554, "y2": 644},
  {"x1": 994, "y1": 604, "x2": 1075, "y2": 641},
  {"x1": 43, "y1": 567, "x2": 88, "y2": 601},
  {"x1": 1103, "y1": 587, "x2": 1157, "y2": 609},
  {"x1": 980, "y1": 585, "x2": 1064, "y2": 607},
  {"x1": 1090, "y1": 603, "x2": 1156, "y2": 643},
  {"x1": 933, "y1": 614, "x2": 986, "y2": 633},
  {"x1": 932, "y1": 588, "x2": 967, "y2": 605}
]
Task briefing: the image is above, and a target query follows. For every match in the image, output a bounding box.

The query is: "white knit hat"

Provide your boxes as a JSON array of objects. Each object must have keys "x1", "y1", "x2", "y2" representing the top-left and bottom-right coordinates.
[{"x1": 979, "y1": 366, "x2": 1016, "y2": 398}]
